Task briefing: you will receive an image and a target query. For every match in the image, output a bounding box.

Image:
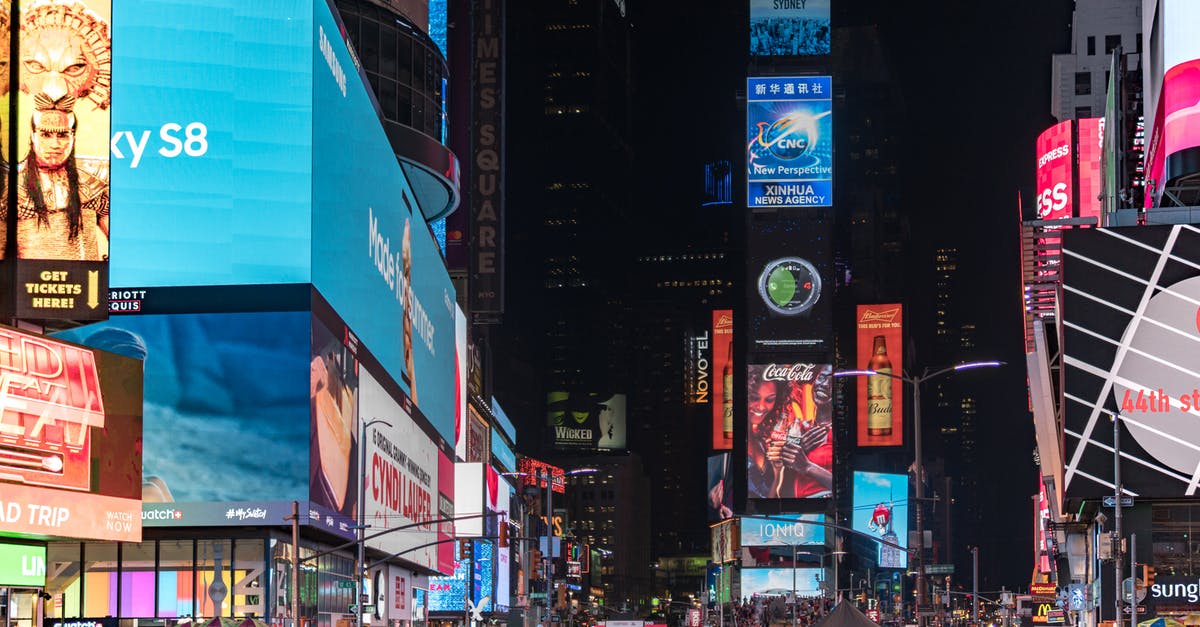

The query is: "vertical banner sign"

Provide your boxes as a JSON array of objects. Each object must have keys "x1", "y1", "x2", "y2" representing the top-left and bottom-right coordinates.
[
  {"x1": 855, "y1": 304, "x2": 903, "y2": 447},
  {"x1": 712, "y1": 309, "x2": 733, "y2": 450},
  {"x1": 1076, "y1": 118, "x2": 1103, "y2": 221},
  {"x1": 1035, "y1": 121, "x2": 1073, "y2": 222},
  {"x1": 10, "y1": 0, "x2": 112, "y2": 320},
  {"x1": 470, "y1": 0, "x2": 503, "y2": 316},
  {"x1": 746, "y1": 76, "x2": 832, "y2": 208}
]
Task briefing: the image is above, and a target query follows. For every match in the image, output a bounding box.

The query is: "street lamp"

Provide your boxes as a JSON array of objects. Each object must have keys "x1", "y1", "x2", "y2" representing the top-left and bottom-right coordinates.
[
  {"x1": 835, "y1": 360, "x2": 1003, "y2": 627},
  {"x1": 793, "y1": 549, "x2": 846, "y2": 623},
  {"x1": 357, "y1": 418, "x2": 392, "y2": 627}
]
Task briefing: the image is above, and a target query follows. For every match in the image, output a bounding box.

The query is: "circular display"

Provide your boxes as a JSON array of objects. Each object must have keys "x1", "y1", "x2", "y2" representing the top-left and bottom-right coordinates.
[{"x1": 757, "y1": 257, "x2": 821, "y2": 316}]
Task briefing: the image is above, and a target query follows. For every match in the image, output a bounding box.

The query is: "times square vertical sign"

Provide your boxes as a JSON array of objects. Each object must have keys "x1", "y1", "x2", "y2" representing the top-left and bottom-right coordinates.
[
  {"x1": 470, "y1": 0, "x2": 504, "y2": 316},
  {"x1": 747, "y1": 76, "x2": 833, "y2": 208},
  {"x1": 2, "y1": 0, "x2": 112, "y2": 321}
]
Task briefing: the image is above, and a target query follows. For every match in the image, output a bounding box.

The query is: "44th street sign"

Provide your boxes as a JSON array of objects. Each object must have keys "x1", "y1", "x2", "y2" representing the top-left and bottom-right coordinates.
[{"x1": 1103, "y1": 496, "x2": 1134, "y2": 508}]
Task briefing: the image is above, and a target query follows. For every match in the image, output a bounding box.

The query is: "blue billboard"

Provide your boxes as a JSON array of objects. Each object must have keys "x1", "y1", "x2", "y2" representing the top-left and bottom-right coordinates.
[
  {"x1": 473, "y1": 540, "x2": 494, "y2": 613},
  {"x1": 749, "y1": 0, "x2": 831, "y2": 57},
  {"x1": 741, "y1": 567, "x2": 824, "y2": 598},
  {"x1": 491, "y1": 429, "x2": 517, "y2": 473},
  {"x1": 740, "y1": 514, "x2": 826, "y2": 547},
  {"x1": 109, "y1": 0, "x2": 314, "y2": 287},
  {"x1": 747, "y1": 76, "x2": 833, "y2": 208},
  {"x1": 852, "y1": 471, "x2": 909, "y2": 569},
  {"x1": 428, "y1": 556, "x2": 468, "y2": 613}
]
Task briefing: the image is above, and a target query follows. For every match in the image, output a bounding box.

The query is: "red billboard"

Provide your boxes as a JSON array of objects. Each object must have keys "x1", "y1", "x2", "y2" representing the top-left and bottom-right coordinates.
[
  {"x1": 712, "y1": 309, "x2": 733, "y2": 450},
  {"x1": 517, "y1": 457, "x2": 565, "y2": 494},
  {"x1": 855, "y1": 305, "x2": 904, "y2": 447},
  {"x1": 746, "y1": 362, "x2": 833, "y2": 499},
  {"x1": 1146, "y1": 58, "x2": 1200, "y2": 206},
  {"x1": 1077, "y1": 118, "x2": 1104, "y2": 220},
  {"x1": 0, "y1": 325, "x2": 142, "y2": 541},
  {"x1": 1035, "y1": 120, "x2": 1073, "y2": 221}
]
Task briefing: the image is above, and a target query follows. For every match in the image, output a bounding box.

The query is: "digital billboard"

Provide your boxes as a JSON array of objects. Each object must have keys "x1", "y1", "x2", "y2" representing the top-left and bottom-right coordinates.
[
  {"x1": 0, "y1": 543, "x2": 46, "y2": 587},
  {"x1": 749, "y1": 0, "x2": 830, "y2": 57},
  {"x1": 517, "y1": 458, "x2": 565, "y2": 494},
  {"x1": 740, "y1": 514, "x2": 825, "y2": 547},
  {"x1": 7, "y1": 0, "x2": 113, "y2": 320},
  {"x1": 746, "y1": 363, "x2": 833, "y2": 499},
  {"x1": 472, "y1": 540, "x2": 495, "y2": 614},
  {"x1": 1062, "y1": 225, "x2": 1200, "y2": 497},
  {"x1": 712, "y1": 309, "x2": 734, "y2": 450},
  {"x1": 741, "y1": 568, "x2": 824, "y2": 598},
  {"x1": 852, "y1": 471, "x2": 908, "y2": 569},
  {"x1": 706, "y1": 453, "x2": 734, "y2": 523},
  {"x1": 0, "y1": 325, "x2": 142, "y2": 541},
  {"x1": 455, "y1": 305, "x2": 467, "y2": 460},
  {"x1": 428, "y1": 556, "x2": 468, "y2": 613},
  {"x1": 547, "y1": 392, "x2": 627, "y2": 450},
  {"x1": 1145, "y1": 1, "x2": 1200, "y2": 206},
  {"x1": 747, "y1": 215, "x2": 833, "y2": 350},
  {"x1": 1077, "y1": 118, "x2": 1104, "y2": 220},
  {"x1": 855, "y1": 304, "x2": 904, "y2": 447},
  {"x1": 491, "y1": 429, "x2": 516, "y2": 473},
  {"x1": 1035, "y1": 121, "x2": 1074, "y2": 222},
  {"x1": 747, "y1": 76, "x2": 833, "y2": 208},
  {"x1": 711, "y1": 518, "x2": 738, "y2": 564}
]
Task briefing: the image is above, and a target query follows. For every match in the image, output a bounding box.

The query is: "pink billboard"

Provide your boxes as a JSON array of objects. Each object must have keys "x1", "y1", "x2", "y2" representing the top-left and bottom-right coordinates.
[
  {"x1": 1035, "y1": 120, "x2": 1074, "y2": 221},
  {"x1": 1146, "y1": 58, "x2": 1200, "y2": 206},
  {"x1": 1077, "y1": 118, "x2": 1104, "y2": 220}
]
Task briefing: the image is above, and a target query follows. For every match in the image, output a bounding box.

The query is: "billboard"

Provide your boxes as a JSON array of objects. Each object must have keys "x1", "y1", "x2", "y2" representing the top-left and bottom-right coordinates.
[
  {"x1": 746, "y1": 363, "x2": 833, "y2": 499},
  {"x1": 712, "y1": 309, "x2": 734, "y2": 450},
  {"x1": 747, "y1": 215, "x2": 833, "y2": 350},
  {"x1": 1077, "y1": 118, "x2": 1104, "y2": 221},
  {"x1": 428, "y1": 555, "x2": 468, "y2": 613},
  {"x1": 852, "y1": 471, "x2": 908, "y2": 569},
  {"x1": 747, "y1": 76, "x2": 833, "y2": 208},
  {"x1": 740, "y1": 514, "x2": 825, "y2": 547},
  {"x1": 706, "y1": 453, "x2": 734, "y2": 523},
  {"x1": 1062, "y1": 225, "x2": 1200, "y2": 497},
  {"x1": 547, "y1": 392, "x2": 627, "y2": 450},
  {"x1": 749, "y1": 0, "x2": 830, "y2": 57},
  {"x1": 0, "y1": 325, "x2": 142, "y2": 541},
  {"x1": 472, "y1": 540, "x2": 495, "y2": 614},
  {"x1": 491, "y1": 429, "x2": 516, "y2": 473},
  {"x1": 455, "y1": 306, "x2": 467, "y2": 460},
  {"x1": 0, "y1": 543, "x2": 46, "y2": 588},
  {"x1": 469, "y1": 0, "x2": 504, "y2": 315},
  {"x1": 711, "y1": 518, "x2": 738, "y2": 564},
  {"x1": 855, "y1": 304, "x2": 904, "y2": 447},
  {"x1": 1145, "y1": 1, "x2": 1200, "y2": 205},
  {"x1": 7, "y1": 0, "x2": 113, "y2": 320},
  {"x1": 687, "y1": 328, "x2": 712, "y2": 407},
  {"x1": 517, "y1": 458, "x2": 565, "y2": 494},
  {"x1": 1035, "y1": 121, "x2": 1074, "y2": 222},
  {"x1": 741, "y1": 568, "x2": 824, "y2": 598}
]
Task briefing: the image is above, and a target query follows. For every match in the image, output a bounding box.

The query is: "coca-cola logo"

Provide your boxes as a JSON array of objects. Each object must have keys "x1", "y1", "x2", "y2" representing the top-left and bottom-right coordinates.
[
  {"x1": 859, "y1": 307, "x2": 900, "y2": 324},
  {"x1": 760, "y1": 363, "x2": 818, "y2": 382}
]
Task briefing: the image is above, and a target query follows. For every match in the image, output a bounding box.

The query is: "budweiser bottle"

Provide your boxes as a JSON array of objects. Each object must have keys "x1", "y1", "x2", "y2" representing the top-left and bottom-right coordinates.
[
  {"x1": 722, "y1": 340, "x2": 733, "y2": 441},
  {"x1": 867, "y1": 335, "x2": 893, "y2": 436}
]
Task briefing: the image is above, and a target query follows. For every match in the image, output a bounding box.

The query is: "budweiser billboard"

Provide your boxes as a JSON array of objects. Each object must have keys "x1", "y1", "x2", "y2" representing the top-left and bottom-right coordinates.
[
  {"x1": 712, "y1": 310, "x2": 733, "y2": 450},
  {"x1": 746, "y1": 362, "x2": 832, "y2": 500},
  {"x1": 1035, "y1": 120, "x2": 1073, "y2": 222},
  {"x1": 856, "y1": 304, "x2": 903, "y2": 447}
]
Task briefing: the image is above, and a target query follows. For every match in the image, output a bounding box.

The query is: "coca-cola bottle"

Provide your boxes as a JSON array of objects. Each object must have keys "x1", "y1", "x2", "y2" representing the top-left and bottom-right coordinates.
[{"x1": 867, "y1": 335, "x2": 893, "y2": 436}]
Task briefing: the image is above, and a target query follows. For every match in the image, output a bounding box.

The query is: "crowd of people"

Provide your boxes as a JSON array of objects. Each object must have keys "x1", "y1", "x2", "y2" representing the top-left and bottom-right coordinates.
[{"x1": 725, "y1": 596, "x2": 834, "y2": 627}]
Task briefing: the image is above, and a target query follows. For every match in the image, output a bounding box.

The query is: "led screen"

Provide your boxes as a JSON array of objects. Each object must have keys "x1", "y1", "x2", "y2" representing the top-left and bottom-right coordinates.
[
  {"x1": 547, "y1": 392, "x2": 627, "y2": 450},
  {"x1": 749, "y1": 0, "x2": 830, "y2": 57},
  {"x1": 747, "y1": 215, "x2": 833, "y2": 350},
  {"x1": 1145, "y1": 1, "x2": 1200, "y2": 205},
  {"x1": 740, "y1": 514, "x2": 825, "y2": 547},
  {"x1": 741, "y1": 568, "x2": 824, "y2": 598},
  {"x1": 0, "y1": 543, "x2": 46, "y2": 587},
  {"x1": 428, "y1": 556, "x2": 468, "y2": 612},
  {"x1": 747, "y1": 76, "x2": 832, "y2": 208},
  {"x1": 54, "y1": 312, "x2": 309, "y2": 504},
  {"x1": 706, "y1": 453, "x2": 734, "y2": 523},
  {"x1": 852, "y1": 471, "x2": 908, "y2": 569},
  {"x1": 1077, "y1": 118, "x2": 1104, "y2": 220},
  {"x1": 746, "y1": 363, "x2": 833, "y2": 500},
  {"x1": 473, "y1": 540, "x2": 494, "y2": 613},
  {"x1": 0, "y1": 326, "x2": 142, "y2": 542},
  {"x1": 711, "y1": 519, "x2": 737, "y2": 564},
  {"x1": 1035, "y1": 121, "x2": 1074, "y2": 221},
  {"x1": 8, "y1": 0, "x2": 113, "y2": 321},
  {"x1": 712, "y1": 310, "x2": 734, "y2": 450},
  {"x1": 855, "y1": 304, "x2": 904, "y2": 447},
  {"x1": 491, "y1": 429, "x2": 516, "y2": 472},
  {"x1": 1062, "y1": 225, "x2": 1200, "y2": 497},
  {"x1": 108, "y1": 0, "x2": 313, "y2": 287}
]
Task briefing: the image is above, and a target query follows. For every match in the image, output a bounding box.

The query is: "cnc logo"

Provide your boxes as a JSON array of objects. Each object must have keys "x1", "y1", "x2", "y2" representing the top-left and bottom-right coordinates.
[{"x1": 752, "y1": 113, "x2": 817, "y2": 161}]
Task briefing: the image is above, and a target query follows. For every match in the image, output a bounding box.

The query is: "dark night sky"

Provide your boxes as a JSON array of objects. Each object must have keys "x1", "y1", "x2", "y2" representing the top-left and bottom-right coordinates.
[{"x1": 626, "y1": 0, "x2": 1075, "y2": 587}]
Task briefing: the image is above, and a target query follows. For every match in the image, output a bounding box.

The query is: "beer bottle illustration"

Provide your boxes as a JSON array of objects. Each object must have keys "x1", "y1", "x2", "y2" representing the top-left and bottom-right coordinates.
[
  {"x1": 867, "y1": 335, "x2": 894, "y2": 436},
  {"x1": 722, "y1": 340, "x2": 734, "y2": 441}
]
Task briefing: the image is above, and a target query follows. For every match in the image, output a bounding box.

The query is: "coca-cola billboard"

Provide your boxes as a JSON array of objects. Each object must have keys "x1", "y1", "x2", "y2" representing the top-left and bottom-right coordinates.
[{"x1": 745, "y1": 362, "x2": 833, "y2": 500}]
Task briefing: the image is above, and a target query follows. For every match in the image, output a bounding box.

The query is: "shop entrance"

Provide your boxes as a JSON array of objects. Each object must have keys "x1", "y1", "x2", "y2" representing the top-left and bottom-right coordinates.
[{"x1": 0, "y1": 588, "x2": 42, "y2": 627}]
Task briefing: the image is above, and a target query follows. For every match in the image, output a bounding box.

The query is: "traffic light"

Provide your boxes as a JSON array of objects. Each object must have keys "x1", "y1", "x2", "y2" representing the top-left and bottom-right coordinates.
[
  {"x1": 1142, "y1": 565, "x2": 1157, "y2": 587},
  {"x1": 499, "y1": 520, "x2": 510, "y2": 548},
  {"x1": 531, "y1": 548, "x2": 544, "y2": 580},
  {"x1": 557, "y1": 583, "x2": 568, "y2": 609},
  {"x1": 459, "y1": 539, "x2": 472, "y2": 560}
]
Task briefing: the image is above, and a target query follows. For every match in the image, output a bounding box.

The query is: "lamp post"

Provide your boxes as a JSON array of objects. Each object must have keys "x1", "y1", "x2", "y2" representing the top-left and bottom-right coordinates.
[
  {"x1": 794, "y1": 549, "x2": 846, "y2": 621},
  {"x1": 357, "y1": 418, "x2": 392, "y2": 627},
  {"x1": 836, "y1": 360, "x2": 1003, "y2": 627}
]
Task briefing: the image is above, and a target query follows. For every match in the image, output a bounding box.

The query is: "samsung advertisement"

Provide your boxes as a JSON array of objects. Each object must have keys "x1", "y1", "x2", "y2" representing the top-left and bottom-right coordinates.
[
  {"x1": 747, "y1": 76, "x2": 833, "y2": 208},
  {"x1": 746, "y1": 363, "x2": 833, "y2": 500},
  {"x1": 747, "y1": 215, "x2": 833, "y2": 351},
  {"x1": 851, "y1": 471, "x2": 908, "y2": 569},
  {"x1": 749, "y1": 0, "x2": 830, "y2": 57}
]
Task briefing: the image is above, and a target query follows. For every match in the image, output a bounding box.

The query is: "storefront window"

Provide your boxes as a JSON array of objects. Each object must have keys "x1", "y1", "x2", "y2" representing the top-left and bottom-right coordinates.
[
  {"x1": 159, "y1": 540, "x2": 195, "y2": 618},
  {"x1": 83, "y1": 543, "x2": 119, "y2": 617},
  {"x1": 120, "y1": 542, "x2": 157, "y2": 617},
  {"x1": 46, "y1": 543, "x2": 82, "y2": 619},
  {"x1": 195, "y1": 540, "x2": 233, "y2": 619},
  {"x1": 233, "y1": 539, "x2": 266, "y2": 617}
]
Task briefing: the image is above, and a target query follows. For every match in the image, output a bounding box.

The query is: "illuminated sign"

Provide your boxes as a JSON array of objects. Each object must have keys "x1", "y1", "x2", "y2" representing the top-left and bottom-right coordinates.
[
  {"x1": 1145, "y1": 3, "x2": 1200, "y2": 206},
  {"x1": 747, "y1": 215, "x2": 833, "y2": 351},
  {"x1": 706, "y1": 453, "x2": 733, "y2": 523},
  {"x1": 852, "y1": 471, "x2": 908, "y2": 569},
  {"x1": 749, "y1": 0, "x2": 830, "y2": 57},
  {"x1": 740, "y1": 514, "x2": 825, "y2": 547},
  {"x1": 518, "y1": 458, "x2": 565, "y2": 494},
  {"x1": 747, "y1": 76, "x2": 833, "y2": 208},
  {"x1": 745, "y1": 363, "x2": 833, "y2": 499},
  {"x1": 491, "y1": 429, "x2": 516, "y2": 473},
  {"x1": 546, "y1": 392, "x2": 627, "y2": 450},
  {"x1": 856, "y1": 304, "x2": 904, "y2": 447},
  {"x1": 688, "y1": 329, "x2": 712, "y2": 405},
  {"x1": 712, "y1": 310, "x2": 733, "y2": 450},
  {"x1": 741, "y1": 567, "x2": 824, "y2": 597},
  {"x1": 710, "y1": 519, "x2": 738, "y2": 564},
  {"x1": 470, "y1": 0, "x2": 504, "y2": 315},
  {"x1": 0, "y1": 542, "x2": 46, "y2": 587},
  {"x1": 1077, "y1": 118, "x2": 1103, "y2": 220},
  {"x1": 1035, "y1": 121, "x2": 1074, "y2": 221}
]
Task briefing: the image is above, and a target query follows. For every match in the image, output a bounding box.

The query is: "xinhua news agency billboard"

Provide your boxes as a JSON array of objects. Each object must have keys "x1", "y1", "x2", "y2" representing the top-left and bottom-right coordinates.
[
  {"x1": 0, "y1": 325, "x2": 143, "y2": 542},
  {"x1": 747, "y1": 76, "x2": 833, "y2": 208},
  {"x1": 852, "y1": 471, "x2": 908, "y2": 569},
  {"x1": 3, "y1": 0, "x2": 113, "y2": 321}
]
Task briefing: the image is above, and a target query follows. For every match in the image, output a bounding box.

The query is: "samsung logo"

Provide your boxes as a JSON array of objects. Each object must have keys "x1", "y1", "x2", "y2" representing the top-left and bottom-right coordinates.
[{"x1": 319, "y1": 25, "x2": 347, "y2": 97}]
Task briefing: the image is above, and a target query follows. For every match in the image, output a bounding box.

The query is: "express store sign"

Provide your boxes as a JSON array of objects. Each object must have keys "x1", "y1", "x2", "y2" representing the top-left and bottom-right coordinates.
[{"x1": 1035, "y1": 121, "x2": 1074, "y2": 221}]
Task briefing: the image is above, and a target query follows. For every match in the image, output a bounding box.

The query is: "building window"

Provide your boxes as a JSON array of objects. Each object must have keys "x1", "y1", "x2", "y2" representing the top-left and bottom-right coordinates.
[
  {"x1": 1105, "y1": 34, "x2": 1121, "y2": 54},
  {"x1": 1086, "y1": 35, "x2": 1095, "y2": 56},
  {"x1": 1075, "y1": 106, "x2": 1092, "y2": 118},
  {"x1": 46, "y1": 543, "x2": 83, "y2": 619},
  {"x1": 1136, "y1": 33, "x2": 1142, "y2": 53},
  {"x1": 1075, "y1": 72, "x2": 1091, "y2": 95},
  {"x1": 160, "y1": 539, "x2": 196, "y2": 617},
  {"x1": 120, "y1": 542, "x2": 157, "y2": 617},
  {"x1": 83, "y1": 543, "x2": 119, "y2": 617},
  {"x1": 195, "y1": 540, "x2": 234, "y2": 618}
]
